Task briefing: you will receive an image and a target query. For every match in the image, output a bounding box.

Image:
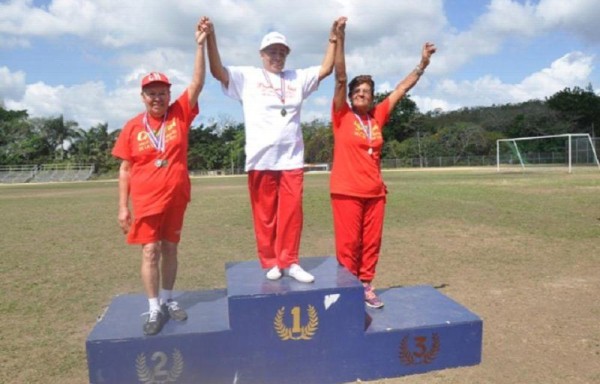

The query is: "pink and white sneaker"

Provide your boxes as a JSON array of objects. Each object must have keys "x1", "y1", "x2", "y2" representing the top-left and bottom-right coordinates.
[{"x1": 363, "y1": 283, "x2": 384, "y2": 309}]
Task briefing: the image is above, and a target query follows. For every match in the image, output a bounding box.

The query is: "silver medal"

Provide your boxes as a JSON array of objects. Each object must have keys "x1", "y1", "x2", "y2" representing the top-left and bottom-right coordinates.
[{"x1": 281, "y1": 108, "x2": 287, "y2": 117}]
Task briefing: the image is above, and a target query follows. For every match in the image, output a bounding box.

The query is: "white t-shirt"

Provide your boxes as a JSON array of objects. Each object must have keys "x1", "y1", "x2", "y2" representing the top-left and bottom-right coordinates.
[{"x1": 224, "y1": 66, "x2": 321, "y2": 171}]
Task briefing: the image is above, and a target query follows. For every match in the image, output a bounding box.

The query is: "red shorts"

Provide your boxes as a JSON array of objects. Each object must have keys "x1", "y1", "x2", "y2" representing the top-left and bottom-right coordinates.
[{"x1": 127, "y1": 203, "x2": 187, "y2": 244}]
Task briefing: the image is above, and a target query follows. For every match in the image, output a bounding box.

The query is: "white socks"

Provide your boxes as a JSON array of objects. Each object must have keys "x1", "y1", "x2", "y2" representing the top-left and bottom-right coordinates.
[
  {"x1": 160, "y1": 289, "x2": 173, "y2": 305},
  {"x1": 148, "y1": 297, "x2": 161, "y2": 312}
]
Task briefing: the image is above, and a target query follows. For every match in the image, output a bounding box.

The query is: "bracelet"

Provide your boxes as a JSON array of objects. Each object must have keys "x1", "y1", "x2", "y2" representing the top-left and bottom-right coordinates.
[{"x1": 414, "y1": 65, "x2": 424, "y2": 76}]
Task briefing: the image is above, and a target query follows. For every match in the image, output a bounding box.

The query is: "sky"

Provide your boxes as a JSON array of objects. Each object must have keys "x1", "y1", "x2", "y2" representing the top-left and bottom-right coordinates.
[{"x1": 0, "y1": 0, "x2": 599, "y2": 132}]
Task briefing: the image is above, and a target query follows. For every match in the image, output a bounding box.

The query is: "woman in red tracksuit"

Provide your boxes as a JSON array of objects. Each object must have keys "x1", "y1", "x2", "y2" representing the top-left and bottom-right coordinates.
[{"x1": 330, "y1": 18, "x2": 436, "y2": 308}]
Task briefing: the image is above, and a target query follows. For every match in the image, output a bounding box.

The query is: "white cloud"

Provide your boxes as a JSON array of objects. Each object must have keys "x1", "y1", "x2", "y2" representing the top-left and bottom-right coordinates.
[
  {"x1": 433, "y1": 51, "x2": 595, "y2": 110},
  {"x1": 0, "y1": 66, "x2": 26, "y2": 101},
  {"x1": 7, "y1": 81, "x2": 64, "y2": 116},
  {"x1": 438, "y1": 0, "x2": 600, "y2": 74},
  {"x1": 0, "y1": 0, "x2": 598, "y2": 128},
  {"x1": 5, "y1": 80, "x2": 140, "y2": 129},
  {"x1": 413, "y1": 95, "x2": 460, "y2": 113},
  {"x1": 514, "y1": 51, "x2": 593, "y2": 99},
  {"x1": 481, "y1": 0, "x2": 539, "y2": 36},
  {"x1": 439, "y1": 0, "x2": 539, "y2": 73},
  {"x1": 536, "y1": 0, "x2": 600, "y2": 42}
]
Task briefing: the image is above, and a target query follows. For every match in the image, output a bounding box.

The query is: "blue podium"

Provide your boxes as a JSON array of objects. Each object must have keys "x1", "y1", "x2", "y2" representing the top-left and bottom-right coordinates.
[{"x1": 86, "y1": 257, "x2": 482, "y2": 383}]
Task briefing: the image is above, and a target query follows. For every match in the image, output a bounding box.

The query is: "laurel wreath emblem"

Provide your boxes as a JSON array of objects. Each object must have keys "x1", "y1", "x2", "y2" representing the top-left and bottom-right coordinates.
[
  {"x1": 399, "y1": 333, "x2": 441, "y2": 365},
  {"x1": 135, "y1": 348, "x2": 184, "y2": 383},
  {"x1": 273, "y1": 305, "x2": 319, "y2": 341}
]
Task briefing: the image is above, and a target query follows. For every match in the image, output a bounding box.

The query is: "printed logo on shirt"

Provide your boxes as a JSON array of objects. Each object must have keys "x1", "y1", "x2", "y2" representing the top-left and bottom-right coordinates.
[
  {"x1": 135, "y1": 120, "x2": 178, "y2": 152},
  {"x1": 257, "y1": 81, "x2": 297, "y2": 98},
  {"x1": 353, "y1": 120, "x2": 382, "y2": 141}
]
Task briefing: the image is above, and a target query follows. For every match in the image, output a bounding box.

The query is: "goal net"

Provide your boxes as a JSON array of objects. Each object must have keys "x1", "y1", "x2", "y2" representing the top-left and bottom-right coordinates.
[{"x1": 496, "y1": 133, "x2": 600, "y2": 173}]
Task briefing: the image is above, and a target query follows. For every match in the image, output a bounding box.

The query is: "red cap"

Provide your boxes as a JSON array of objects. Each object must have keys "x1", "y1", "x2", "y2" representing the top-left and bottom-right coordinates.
[{"x1": 141, "y1": 72, "x2": 171, "y2": 88}]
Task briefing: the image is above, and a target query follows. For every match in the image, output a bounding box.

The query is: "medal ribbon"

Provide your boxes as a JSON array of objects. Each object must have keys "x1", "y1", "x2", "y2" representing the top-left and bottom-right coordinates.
[
  {"x1": 353, "y1": 112, "x2": 372, "y2": 145},
  {"x1": 143, "y1": 112, "x2": 168, "y2": 153},
  {"x1": 262, "y1": 70, "x2": 286, "y2": 106}
]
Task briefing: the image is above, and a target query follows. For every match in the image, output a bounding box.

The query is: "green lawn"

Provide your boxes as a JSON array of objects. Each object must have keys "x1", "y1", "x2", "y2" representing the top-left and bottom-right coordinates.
[{"x1": 1, "y1": 168, "x2": 598, "y2": 383}]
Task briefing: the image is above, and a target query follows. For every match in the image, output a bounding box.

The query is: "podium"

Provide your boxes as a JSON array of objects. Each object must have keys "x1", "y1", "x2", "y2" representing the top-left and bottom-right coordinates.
[{"x1": 86, "y1": 257, "x2": 482, "y2": 383}]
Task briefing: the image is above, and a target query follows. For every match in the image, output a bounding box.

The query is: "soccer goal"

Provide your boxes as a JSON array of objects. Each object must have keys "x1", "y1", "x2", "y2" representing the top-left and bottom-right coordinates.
[{"x1": 496, "y1": 133, "x2": 600, "y2": 173}]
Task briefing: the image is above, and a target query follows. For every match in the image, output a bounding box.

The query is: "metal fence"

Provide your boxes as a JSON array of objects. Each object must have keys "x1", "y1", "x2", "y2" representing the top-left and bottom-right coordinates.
[
  {"x1": 0, "y1": 164, "x2": 38, "y2": 183},
  {"x1": 3, "y1": 138, "x2": 598, "y2": 181},
  {"x1": 0, "y1": 164, "x2": 94, "y2": 184},
  {"x1": 209, "y1": 139, "x2": 600, "y2": 174}
]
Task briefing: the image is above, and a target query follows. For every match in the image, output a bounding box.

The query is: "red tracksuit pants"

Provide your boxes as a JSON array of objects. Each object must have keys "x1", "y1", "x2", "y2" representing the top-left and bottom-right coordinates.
[
  {"x1": 331, "y1": 194, "x2": 386, "y2": 283},
  {"x1": 248, "y1": 169, "x2": 304, "y2": 269}
]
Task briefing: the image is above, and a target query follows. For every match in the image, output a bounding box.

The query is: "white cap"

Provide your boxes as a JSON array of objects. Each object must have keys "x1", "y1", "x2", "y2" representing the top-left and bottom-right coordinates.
[{"x1": 259, "y1": 31, "x2": 290, "y2": 51}]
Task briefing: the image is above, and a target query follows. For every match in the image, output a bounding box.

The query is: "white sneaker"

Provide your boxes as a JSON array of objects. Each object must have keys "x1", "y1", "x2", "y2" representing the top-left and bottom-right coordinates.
[
  {"x1": 287, "y1": 264, "x2": 315, "y2": 283},
  {"x1": 266, "y1": 266, "x2": 282, "y2": 280}
]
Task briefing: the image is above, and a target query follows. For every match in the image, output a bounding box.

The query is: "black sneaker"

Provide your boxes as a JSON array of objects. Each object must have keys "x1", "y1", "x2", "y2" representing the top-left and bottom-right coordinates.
[
  {"x1": 163, "y1": 300, "x2": 188, "y2": 321},
  {"x1": 143, "y1": 308, "x2": 166, "y2": 336}
]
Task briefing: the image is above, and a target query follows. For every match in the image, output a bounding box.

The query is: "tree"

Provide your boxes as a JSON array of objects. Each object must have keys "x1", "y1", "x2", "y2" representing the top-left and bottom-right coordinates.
[
  {"x1": 0, "y1": 107, "x2": 32, "y2": 164},
  {"x1": 188, "y1": 123, "x2": 228, "y2": 170},
  {"x1": 434, "y1": 123, "x2": 488, "y2": 162},
  {"x1": 31, "y1": 115, "x2": 80, "y2": 161},
  {"x1": 70, "y1": 123, "x2": 120, "y2": 173},
  {"x1": 221, "y1": 123, "x2": 245, "y2": 173},
  {"x1": 302, "y1": 119, "x2": 333, "y2": 164},
  {"x1": 546, "y1": 85, "x2": 600, "y2": 137},
  {"x1": 505, "y1": 101, "x2": 568, "y2": 139},
  {"x1": 375, "y1": 92, "x2": 419, "y2": 143},
  {"x1": 392, "y1": 113, "x2": 437, "y2": 161}
]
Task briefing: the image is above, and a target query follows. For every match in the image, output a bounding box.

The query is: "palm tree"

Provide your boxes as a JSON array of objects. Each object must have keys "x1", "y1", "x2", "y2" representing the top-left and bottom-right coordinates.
[
  {"x1": 70, "y1": 123, "x2": 120, "y2": 173},
  {"x1": 33, "y1": 115, "x2": 79, "y2": 161}
]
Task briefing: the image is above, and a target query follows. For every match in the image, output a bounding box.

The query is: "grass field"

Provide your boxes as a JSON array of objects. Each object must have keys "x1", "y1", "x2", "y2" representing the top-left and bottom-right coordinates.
[{"x1": 1, "y1": 168, "x2": 599, "y2": 383}]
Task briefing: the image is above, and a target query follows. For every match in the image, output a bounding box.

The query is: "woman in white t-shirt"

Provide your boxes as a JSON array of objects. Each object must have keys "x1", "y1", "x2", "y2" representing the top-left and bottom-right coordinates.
[{"x1": 201, "y1": 16, "x2": 344, "y2": 283}]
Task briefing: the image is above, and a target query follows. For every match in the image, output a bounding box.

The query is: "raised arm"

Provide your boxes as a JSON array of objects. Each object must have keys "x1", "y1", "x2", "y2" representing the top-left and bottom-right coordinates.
[
  {"x1": 332, "y1": 17, "x2": 348, "y2": 112},
  {"x1": 187, "y1": 18, "x2": 207, "y2": 110},
  {"x1": 319, "y1": 17, "x2": 346, "y2": 82},
  {"x1": 387, "y1": 42, "x2": 437, "y2": 110},
  {"x1": 201, "y1": 16, "x2": 230, "y2": 88}
]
